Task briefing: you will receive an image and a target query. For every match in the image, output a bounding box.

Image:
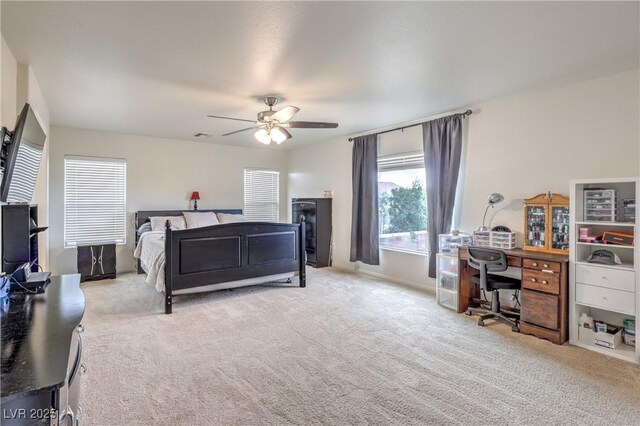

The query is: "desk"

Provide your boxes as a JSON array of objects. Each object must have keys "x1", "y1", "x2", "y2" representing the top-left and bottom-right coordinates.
[{"x1": 458, "y1": 248, "x2": 569, "y2": 345}]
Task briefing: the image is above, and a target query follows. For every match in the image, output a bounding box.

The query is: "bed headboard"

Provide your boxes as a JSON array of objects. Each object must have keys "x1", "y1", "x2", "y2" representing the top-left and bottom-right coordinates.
[{"x1": 135, "y1": 209, "x2": 242, "y2": 230}]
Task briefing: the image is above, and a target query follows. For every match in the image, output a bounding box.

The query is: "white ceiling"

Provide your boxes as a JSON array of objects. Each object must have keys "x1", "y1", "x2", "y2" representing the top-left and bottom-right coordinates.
[{"x1": 2, "y1": 1, "x2": 639, "y2": 149}]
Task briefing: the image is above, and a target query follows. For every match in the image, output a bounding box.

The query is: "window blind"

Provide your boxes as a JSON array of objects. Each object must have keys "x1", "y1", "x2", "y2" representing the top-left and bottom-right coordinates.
[
  {"x1": 378, "y1": 151, "x2": 425, "y2": 171},
  {"x1": 244, "y1": 169, "x2": 279, "y2": 222},
  {"x1": 64, "y1": 156, "x2": 127, "y2": 248},
  {"x1": 6, "y1": 142, "x2": 43, "y2": 203}
]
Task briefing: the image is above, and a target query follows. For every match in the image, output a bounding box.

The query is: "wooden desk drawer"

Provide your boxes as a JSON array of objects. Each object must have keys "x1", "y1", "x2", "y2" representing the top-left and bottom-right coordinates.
[
  {"x1": 507, "y1": 257, "x2": 522, "y2": 268},
  {"x1": 575, "y1": 264, "x2": 635, "y2": 293},
  {"x1": 575, "y1": 283, "x2": 635, "y2": 315},
  {"x1": 523, "y1": 258, "x2": 561, "y2": 273},
  {"x1": 522, "y1": 269, "x2": 560, "y2": 295},
  {"x1": 521, "y1": 289, "x2": 559, "y2": 330}
]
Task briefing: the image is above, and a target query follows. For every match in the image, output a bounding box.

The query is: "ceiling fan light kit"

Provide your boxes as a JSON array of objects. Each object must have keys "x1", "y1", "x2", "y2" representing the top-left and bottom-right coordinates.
[
  {"x1": 255, "y1": 128, "x2": 271, "y2": 145},
  {"x1": 208, "y1": 97, "x2": 338, "y2": 145}
]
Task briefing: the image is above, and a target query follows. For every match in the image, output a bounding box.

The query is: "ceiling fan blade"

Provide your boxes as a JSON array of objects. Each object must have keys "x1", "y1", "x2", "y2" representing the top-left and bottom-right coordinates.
[
  {"x1": 286, "y1": 121, "x2": 339, "y2": 129},
  {"x1": 207, "y1": 115, "x2": 256, "y2": 123},
  {"x1": 271, "y1": 106, "x2": 300, "y2": 123},
  {"x1": 280, "y1": 127, "x2": 292, "y2": 140},
  {"x1": 222, "y1": 126, "x2": 258, "y2": 136}
]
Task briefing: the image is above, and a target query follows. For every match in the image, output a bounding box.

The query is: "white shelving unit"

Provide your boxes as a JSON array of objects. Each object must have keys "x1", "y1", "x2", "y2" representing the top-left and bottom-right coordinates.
[{"x1": 569, "y1": 177, "x2": 639, "y2": 364}]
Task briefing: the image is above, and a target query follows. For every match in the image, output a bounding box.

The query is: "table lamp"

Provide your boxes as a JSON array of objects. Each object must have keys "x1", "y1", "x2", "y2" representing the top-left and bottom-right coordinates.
[
  {"x1": 478, "y1": 193, "x2": 504, "y2": 231},
  {"x1": 190, "y1": 191, "x2": 200, "y2": 211}
]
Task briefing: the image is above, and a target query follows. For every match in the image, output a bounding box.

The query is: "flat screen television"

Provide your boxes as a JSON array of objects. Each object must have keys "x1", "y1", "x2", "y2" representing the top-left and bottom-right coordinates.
[{"x1": 0, "y1": 103, "x2": 46, "y2": 203}]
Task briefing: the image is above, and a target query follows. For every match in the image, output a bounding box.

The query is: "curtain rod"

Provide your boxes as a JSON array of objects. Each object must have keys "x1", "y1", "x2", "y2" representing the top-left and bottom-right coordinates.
[{"x1": 347, "y1": 109, "x2": 472, "y2": 142}]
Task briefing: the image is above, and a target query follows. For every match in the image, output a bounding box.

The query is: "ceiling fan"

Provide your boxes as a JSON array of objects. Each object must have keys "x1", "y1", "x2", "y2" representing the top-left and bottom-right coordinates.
[{"x1": 207, "y1": 96, "x2": 338, "y2": 145}]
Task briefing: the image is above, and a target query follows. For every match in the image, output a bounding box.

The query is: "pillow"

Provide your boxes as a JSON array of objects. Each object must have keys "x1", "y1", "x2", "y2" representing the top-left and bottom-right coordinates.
[
  {"x1": 216, "y1": 213, "x2": 246, "y2": 224},
  {"x1": 183, "y1": 211, "x2": 219, "y2": 229},
  {"x1": 150, "y1": 216, "x2": 186, "y2": 232},
  {"x1": 137, "y1": 222, "x2": 152, "y2": 235}
]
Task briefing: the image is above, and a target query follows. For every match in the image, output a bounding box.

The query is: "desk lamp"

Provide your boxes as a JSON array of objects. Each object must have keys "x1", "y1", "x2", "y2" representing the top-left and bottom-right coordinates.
[{"x1": 478, "y1": 193, "x2": 504, "y2": 231}]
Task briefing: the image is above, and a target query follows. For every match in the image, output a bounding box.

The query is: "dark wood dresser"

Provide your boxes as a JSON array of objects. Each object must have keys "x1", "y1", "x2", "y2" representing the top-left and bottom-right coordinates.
[
  {"x1": 459, "y1": 248, "x2": 569, "y2": 345},
  {"x1": 1, "y1": 274, "x2": 85, "y2": 425}
]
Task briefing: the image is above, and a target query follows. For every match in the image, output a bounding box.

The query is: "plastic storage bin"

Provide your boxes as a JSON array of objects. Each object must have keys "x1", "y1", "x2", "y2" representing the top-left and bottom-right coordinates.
[
  {"x1": 438, "y1": 232, "x2": 472, "y2": 255},
  {"x1": 473, "y1": 231, "x2": 516, "y2": 249},
  {"x1": 621, "y1": 198, "x2": 636, "y2": 223},
  {"x1": 490, "y1": 232, "x2": 517, "y2": 249},
  {"x1": 437, "y1": 254, "x2": 458, "y2": 275},
  {"x1": 437, "y1": 289, "x2": 457, "y2": 310},
  {"x1": 584, "y1": 189, "x2": 618, "y2": 222},
  {"x1": 472, "y1": 231, "x2": 491, "y2": 247},
  {"x1": 436, "y1": 253, "x2": 459, "y2": 310}
]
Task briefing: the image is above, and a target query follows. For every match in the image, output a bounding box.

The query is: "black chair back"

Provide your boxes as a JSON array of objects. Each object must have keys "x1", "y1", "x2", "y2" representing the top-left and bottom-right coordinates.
[{"x1": 467, "y1": 246, "x2": 509, "y2": 290}]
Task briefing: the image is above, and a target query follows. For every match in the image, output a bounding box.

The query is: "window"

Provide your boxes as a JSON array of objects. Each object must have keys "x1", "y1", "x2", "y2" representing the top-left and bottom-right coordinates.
[
  {"x1": 378, "y1": 152, "x2": 428, "y2": 253},
  {"x1": 64, "y1": 156, "x2": 127, "y2": 248},
  {"x1": 244, "y1": 168, "x2": 279, "y2": 222}
]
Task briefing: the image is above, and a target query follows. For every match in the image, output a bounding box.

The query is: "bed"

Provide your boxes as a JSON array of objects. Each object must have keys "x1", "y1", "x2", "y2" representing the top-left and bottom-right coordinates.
[{"x1": 134, "y1": 209, "x2": 306, "y2": 314}]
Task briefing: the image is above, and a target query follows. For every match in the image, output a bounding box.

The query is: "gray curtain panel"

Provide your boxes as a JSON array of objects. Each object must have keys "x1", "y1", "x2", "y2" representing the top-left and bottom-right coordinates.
[
  {"x1": 422, "y1": 114, "x2": 463, "y2": 278},
  {"x1": 350, "y1": 134, "x2": 380, "y2": 265}
]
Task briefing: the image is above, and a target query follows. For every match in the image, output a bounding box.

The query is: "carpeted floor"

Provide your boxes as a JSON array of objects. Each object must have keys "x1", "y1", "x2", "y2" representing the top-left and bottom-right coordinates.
[{"x1": 80, "y1": 268, "x2": 640, "y2": 425}]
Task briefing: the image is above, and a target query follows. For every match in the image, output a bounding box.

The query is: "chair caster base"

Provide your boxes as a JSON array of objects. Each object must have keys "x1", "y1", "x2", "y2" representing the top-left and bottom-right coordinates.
[
  {"x1": 478, "y1": 319, "x2": 485, "y2": 327},
  {"x1": 511, "y1": 325, "x2": 520, "y2": 333}
]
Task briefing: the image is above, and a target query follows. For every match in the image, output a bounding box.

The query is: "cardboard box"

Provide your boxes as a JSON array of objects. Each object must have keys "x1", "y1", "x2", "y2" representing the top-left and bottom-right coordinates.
[{"x1": 578, "y1": 324, "x2": 623, "y2": 349}]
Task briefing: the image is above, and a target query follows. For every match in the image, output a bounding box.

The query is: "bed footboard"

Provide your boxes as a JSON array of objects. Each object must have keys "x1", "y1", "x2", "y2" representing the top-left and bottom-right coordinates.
[{"x1": 164, "y1": 220, "x2": 306, "y2": 314}]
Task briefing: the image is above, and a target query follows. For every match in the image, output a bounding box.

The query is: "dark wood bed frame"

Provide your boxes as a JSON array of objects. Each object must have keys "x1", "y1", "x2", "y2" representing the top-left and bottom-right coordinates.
[{"x1": 135, "y1": 210, "x2": 306, "y2": 314}]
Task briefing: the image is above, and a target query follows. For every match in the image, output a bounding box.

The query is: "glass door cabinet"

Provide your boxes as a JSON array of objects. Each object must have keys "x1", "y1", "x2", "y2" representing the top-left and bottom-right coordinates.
[{"x1": 523, "y1": 192, "x2": 570, "y2": 254}]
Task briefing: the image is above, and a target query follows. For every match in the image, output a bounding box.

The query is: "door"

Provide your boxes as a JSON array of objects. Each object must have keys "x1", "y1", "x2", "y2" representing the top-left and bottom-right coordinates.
[
  {"x1": 524, "y1": 204, "x2": 547, "y2": 251},
  {"x1": 550, "y1": 204, "x2": 570, "y2": 253}
]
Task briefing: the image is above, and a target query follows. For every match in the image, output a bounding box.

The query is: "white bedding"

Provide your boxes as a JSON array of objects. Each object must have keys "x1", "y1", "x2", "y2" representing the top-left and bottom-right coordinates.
[
  {"x1": 134, "y1": 231, "x2": 166, "y2": 292},
  {"x1": 133, "y1": 230, "x2": 296, "y2": 294}
]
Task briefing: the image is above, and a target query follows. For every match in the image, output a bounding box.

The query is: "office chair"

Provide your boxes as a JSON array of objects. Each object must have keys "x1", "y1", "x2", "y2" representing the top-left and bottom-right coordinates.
[{"x1": 464, "y1": 246, "x2": 521, "y2": 332}]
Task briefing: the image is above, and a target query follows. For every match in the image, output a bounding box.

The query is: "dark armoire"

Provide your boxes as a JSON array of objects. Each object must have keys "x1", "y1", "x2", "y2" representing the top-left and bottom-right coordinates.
[{"x1": 292, "y1": 198, "x2": 332, "y2": 268}]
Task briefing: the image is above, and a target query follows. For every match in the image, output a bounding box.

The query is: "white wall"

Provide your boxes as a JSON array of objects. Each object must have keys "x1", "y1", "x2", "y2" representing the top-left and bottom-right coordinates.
[
  {"x1": 0, "y1": 36, "x2": 18, "y2": 270},
  {"x1": 288, "y1": 69, "x2": 640, "y2": 289},
  {"x1": 458, "y1": 69, "x2": 640, "y2": 236},
  {"x1": 1, "y1": 37, "x2": 17, "y2": 126},
  {"x1": 49, "y1": 126, "x2": 289, "y2": 275},
  {"x1": 1, "y1": 36, "x2": 50, "y2": 271},
  {"x1": 288, "y1": 136, "x2": 354, "y2": 272},
  {"x1": 24, "y1": 65, "x2": 50, "y2": 269}
]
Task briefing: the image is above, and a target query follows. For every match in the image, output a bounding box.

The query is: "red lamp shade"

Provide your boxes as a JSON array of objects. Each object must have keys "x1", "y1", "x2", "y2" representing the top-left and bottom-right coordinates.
[{"x1": 190, "y1": 191, "x2": 200, "y2": 201}]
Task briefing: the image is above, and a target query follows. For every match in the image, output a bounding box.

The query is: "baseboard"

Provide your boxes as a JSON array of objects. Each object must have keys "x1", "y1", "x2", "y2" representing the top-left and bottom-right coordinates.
[
  {"x1": 328, "y1": 261, "x2": 356, "y2": 273},
  {"x1": 356, "y1": 269, "x2": 436, "y2": 294}
]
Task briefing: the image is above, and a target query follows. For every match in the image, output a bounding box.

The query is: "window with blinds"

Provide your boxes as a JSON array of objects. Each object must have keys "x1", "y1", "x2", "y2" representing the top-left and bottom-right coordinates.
[
  {"x1": 244, "y1": 169, "x2": 279, "y2": 222},
  {"x1": 378, "y1": 151, "x2": 428, "y2": 253},
  {"x1": 377, "y1": 151, "x2": 424, "y2": 172},
  {"x1": 64, "y1": 156, "x2": 127, "y2": 248}
]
